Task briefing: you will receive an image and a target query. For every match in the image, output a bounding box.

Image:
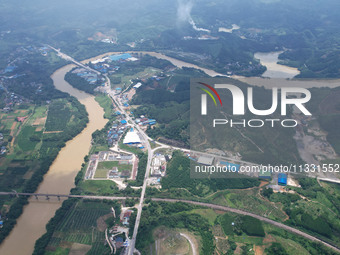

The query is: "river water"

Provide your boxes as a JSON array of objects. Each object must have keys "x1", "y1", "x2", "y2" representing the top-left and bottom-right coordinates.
[
  {"x1": 254, "y1": 51, "x2": 300, "y2": 79},
  {"x1": 0, "y1": 64, "x2": 107, "y2": 255},
  {"x1": 1, "y1": 49, "x2": 340, "y2": 255}
]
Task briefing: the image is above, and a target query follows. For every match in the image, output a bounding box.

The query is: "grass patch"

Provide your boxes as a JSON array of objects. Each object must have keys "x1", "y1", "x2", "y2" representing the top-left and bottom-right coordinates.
[
  {"x1": 95, "y1": 94, "x2": 113, "y2": 119},
  {"x1": 16, "y1": 126, "x2": 42, "y2": 152},
  {"x1": 273, "y1": 235, "x2": 309, "y2": 255},
  {"x1": 219, "y1": 213, "x2": 235, "y2": 235},
  {"x1": 45, "y1": 247, "x2": 70, "y2": 255},
  {"x1": 79, "y1": 180, "x2": 118, "y2": 196},
  {"x1": 188, "y1": 209, "x2": 218, "y2": 226},
  {"x1": 232, "y1": 235, "x2": 263, "y2": 245},
  {"x1": 94, "y1": 168, "x2": 108, "y2": 178}
]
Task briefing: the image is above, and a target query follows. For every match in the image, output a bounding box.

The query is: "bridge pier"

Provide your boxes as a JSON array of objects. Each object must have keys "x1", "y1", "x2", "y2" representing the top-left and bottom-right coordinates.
[
  {"x1": 35, "y1": 195, "x2": 38, "y2": 200},
  {"x1": 57, "y1": 195, "x2": 60, "y2": 201},
  {"x1": 46, "y1": 195, "x2": 50, "y2": 200}
]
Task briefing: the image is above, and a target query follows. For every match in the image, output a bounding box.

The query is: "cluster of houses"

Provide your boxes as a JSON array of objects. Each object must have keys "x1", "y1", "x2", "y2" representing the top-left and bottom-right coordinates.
[
  {"x1": 0, "y1": 133, "x2": 6, "y2": 156},
  {"x1": 91, "y1": 62, "x2": 119, "y2": 74},
  {"x1": 89, "y1": 53, "x2": 139, "y2": 75},
  {"x1": 135, "y1": 115, "x2": 156, "y2": 126},
  {"x1": 117, "y1": 93, "x2": 130, "y2": 107},
  {"x1": 135, "y1": 117, "x2": 156, "y2": 126},
  {"x1": 1, "y1": 92, "x2": 27, "y2": 113},
  {"x1": 107, "y1": 117, "x2": 128, "y2": 147},
  {"x1": 150, "y1": 153, "x2": 167, "y2": 177},
  {"x1": 108, "y1": 166, "x2": 131, "y2": 179},
  {"x1": 0, "y1": 214, "x2": 3, "y2": 228},
  {"x1": 71, "y1": 68, "x2": 104, "y2": 85}
]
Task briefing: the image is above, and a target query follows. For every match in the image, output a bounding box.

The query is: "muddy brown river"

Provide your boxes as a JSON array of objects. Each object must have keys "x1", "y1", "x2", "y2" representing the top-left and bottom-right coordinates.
[{"x1": 0, "y1": 64, "x2": 107, "y2": 255}]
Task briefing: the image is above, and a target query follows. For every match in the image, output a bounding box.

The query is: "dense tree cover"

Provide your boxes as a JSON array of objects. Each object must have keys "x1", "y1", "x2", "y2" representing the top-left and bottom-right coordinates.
[
  {"x1": 219, "y1": 214, "x2": 235, "y2": 235},
  {"x1": 161, "y1": 151, "x2": 260, "y2": 197},
  {"x1": 269, "y1": 192, "x2": 301, "y2": 208},
  {"x1": 64, "y1": 71, "x2": 101, "y2": 94},
  {"x1": 45, "y1": 99, "x2": 72, "y2": 131},
  {"x1": 113, "y1": 55, "x2": 174, "y2": 75},
  {"x1": 135, "y1": 202, "x2": 215, "y2": 254},
  {"x1": 262, "y1": 187, "x2": 273, "y2": 198},
  {"x1": 0, "y1": 89, "x2": 6, "y2": 108},
  {"x1": 220, "y1": 213, "x2": 265, "y2": 237},
  {"x1": 40, "y1": 98, "x2": 88, "y2": 158},
  {"x1": 155, "y1": 26, "x2": 268, "y2": 76},
  {"x1": 240, "y1": 216, "x2": 265, "y2": 237},
  {"x1": 265, "y1": 242, "x2": 289, "y2": 255},
  {"x1": 300, "y1": 214, "x2": 332, "y2": 238},
  {"x1": 129, "y1": 152, "x2": 147, "y2": 187},
  {"x1": 131, "y1": 68, "x2": 207, "y2": 146}
]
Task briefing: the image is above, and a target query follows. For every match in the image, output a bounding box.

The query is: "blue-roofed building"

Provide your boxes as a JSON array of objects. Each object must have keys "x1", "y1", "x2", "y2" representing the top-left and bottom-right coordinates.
[
  {"x1": 115, "y1": 111, "x2": 121, "y2": 115},
  {"x1": 121, "y1": 120, "x2": 127, "y2": 125},
  {"x1": 220, "y1": 161, "x2": 240, "y2": 172},
  {"x1": 123, "y1": 103, "x2": 129, "y2": 107},
  {"x1": 0, "y1": 221, "x2": 3, "y2": 226},
  {"x1": 278, "y1": 173, "x2": 287, "y2": 186}
]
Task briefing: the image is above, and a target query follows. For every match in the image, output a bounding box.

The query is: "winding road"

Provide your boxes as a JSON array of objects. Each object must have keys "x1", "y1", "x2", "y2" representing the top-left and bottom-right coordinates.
[{"x1": 180, "y1": 233, "x2": 198, "y2": 255}]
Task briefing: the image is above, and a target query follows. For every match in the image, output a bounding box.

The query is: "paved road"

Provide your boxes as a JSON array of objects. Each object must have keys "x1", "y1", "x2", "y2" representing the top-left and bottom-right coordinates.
[{"x1": 106, "y1": 86, "x2": 154, "y2": 255}]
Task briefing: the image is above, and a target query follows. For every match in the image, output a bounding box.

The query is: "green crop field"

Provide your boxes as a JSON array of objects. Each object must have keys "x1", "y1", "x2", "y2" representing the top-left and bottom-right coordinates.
[
  {"x1": 16, "y1": 126, "x2": 42, "y2": 152},
  {"x1": 78, "y1": 180, "x2": 118, "y2": 196},
  {"x1": 95, "y1": 161, "x2": 132, "y2": 176}
]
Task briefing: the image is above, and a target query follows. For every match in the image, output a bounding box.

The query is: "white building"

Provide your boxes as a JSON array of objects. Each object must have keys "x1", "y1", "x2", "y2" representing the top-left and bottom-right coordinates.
[{"x1": 123, "y1": 130, "x2": 141, "y2": 144}]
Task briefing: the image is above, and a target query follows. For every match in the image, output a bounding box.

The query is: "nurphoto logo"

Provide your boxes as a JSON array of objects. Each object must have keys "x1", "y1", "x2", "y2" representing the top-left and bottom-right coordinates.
[{"x1": 197, "y1": 81, "x2": 312, "y2": 128}]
